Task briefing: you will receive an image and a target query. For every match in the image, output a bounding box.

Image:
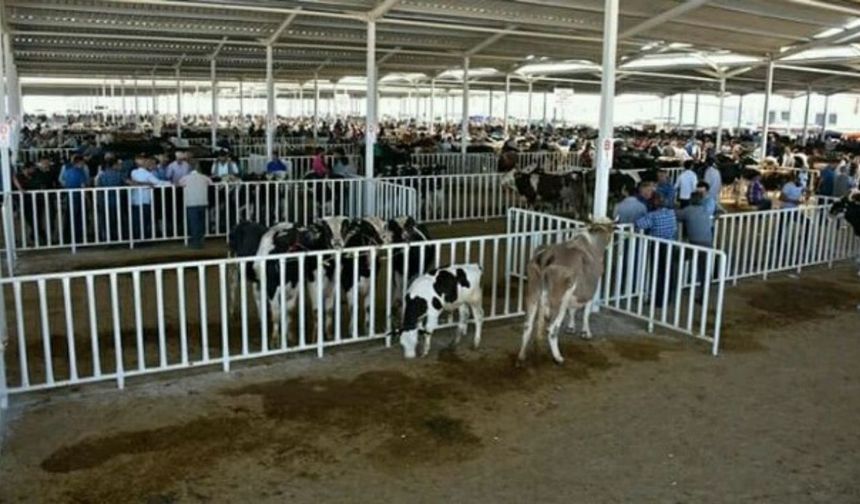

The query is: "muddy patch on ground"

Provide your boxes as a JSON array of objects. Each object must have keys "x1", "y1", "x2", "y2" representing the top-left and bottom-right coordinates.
[
  {"x1": 610, "y1": 339, "x2": 678, "y2": 361},
  {"x1": 720, "y1": 277, "x2": 859, "y2": 352}
]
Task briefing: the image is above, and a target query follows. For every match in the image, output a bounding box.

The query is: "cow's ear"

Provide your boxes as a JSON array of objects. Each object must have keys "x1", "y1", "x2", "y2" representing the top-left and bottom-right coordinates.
[{"x1": 405, "y1": 216, "x2": 416, "y2": 229}]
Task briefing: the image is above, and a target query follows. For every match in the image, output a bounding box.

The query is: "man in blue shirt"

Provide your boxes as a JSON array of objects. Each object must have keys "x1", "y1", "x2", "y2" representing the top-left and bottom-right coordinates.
[
  {"x1": 655, "y1": 169, "x2": 675, "y2": 209},
  {"x1": 817, "y1": 164, "x2": 836, "y2": 202},
  {"x1": 59, "y1": 155, "x2": 90, "y2": 244},
  {"x1": 95, "y1": 157, "x2": 126, "y2": 242},
  {"x1": 266, "y1": 154, "x2": 287, "y2": 174},
  {"x1": 614, "y1": 182, "x2": 652, "y2": 225},
  {"x1": 635, "y1": 194, "x2": 678, "y2": 306},
  {"x1": 780, "y1": 177, "x2": 805, "y2": 209}
]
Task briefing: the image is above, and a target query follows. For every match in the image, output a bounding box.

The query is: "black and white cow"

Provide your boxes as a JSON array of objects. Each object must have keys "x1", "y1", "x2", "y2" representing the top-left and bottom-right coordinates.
[
  {"x1": 398, "y1": 264, "x2": 484, "y2": 359},
  {"x1": 388, "y1": 216, "x2": 436, "y2": 306},
  {"x1": 323, "y1": 216, "x2": 394, "y2": 334},
  {"x1": 228, "y1": 221, "x2": 271, "y2": 317},
  {"x1": 830, "y1": 189, "x2": 860, "y2": 277},
  {"x1": 253, "y1": 221, "x2": 334, "y2": 347},
  {"x1": 500, "y1": 165, "x2": 587, "y2": 215}
]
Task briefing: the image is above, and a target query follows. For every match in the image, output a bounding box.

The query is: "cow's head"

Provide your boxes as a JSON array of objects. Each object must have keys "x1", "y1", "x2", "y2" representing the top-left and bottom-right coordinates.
[
  {"x1": 388, "y1": 216, "x2": 415, "y2": 243},
  {"x1": 320, "y1": 216, "x2": 351, "y2": 249}
]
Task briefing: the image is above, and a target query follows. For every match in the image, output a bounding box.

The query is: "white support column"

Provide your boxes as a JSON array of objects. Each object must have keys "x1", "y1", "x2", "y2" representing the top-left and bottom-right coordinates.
[
  {"x1": 265, "y1": 44, "x2": 275, "y2": 160},
  {"x1": 736, "y1": 94, "x2": 744, "y2": 134},
  {"x1": 313, "y1": 73, "x2": 320, "y2": 140},
  {"x1": 0, "y1": 24, "x2": 17, "y2": 274},
  {"x1": 801, "y1": 86, "x2": 811, "y2": 146},
  {"x1": 151, "y1": 74, "x2": 157, "y2": 116},
  {"x1": 716, "y1": 78, "x2": 726, "y2": 152},
  {"x1": 503, "y1": 74, "x2": 510, "y2": 136},
  {"x1": 133, "y1": 74, "x2": 139, "y2": 120},
  {"x1": 110, "y1": 82, "x2": 115, "y2": 124},
  {"x1": 593, "y1": 0, "x2": 619, "y2": 218},
  {"x1": 527, "y1": 81, "x2": 533, "y2": 123},
  {"x1": 461, "y1": 56, "x2": 470, "y2": 158},
  {"x1": 429, "y1": 79, "x2": 436, "y2": 133},
  {"x1": 175, "y1": 66, "x2": 182, "y2": 139},
  {"x1": 413, "y1": 84, "x2": 419, "y2": 120},
  {"x1": 238, "y1": 78, "x2": 244, "y2": 127},
  {"x1": 299, "y1": 86, "x2": 304, "y2": 119},
  {"x1": 760, "y1": 60, "x2": 774, "y2": 160},
  {"x1": 542, "y1": 91, "x2": 548, "y2": 124},
  {"x1": 678, "y1": 93, "x2": 685, "y2": 129},
  {"x1": 667, "y1": 94, "x2": 673, "y2": 128},
  {"x1": 102, "y1": 81, "x2": 107, "y2": 122},
  {"x1": 120, "y1": 78, "x2": 126, "y2": 124},
  {"x1": 488, "y1": 88, "x2": 493, "y2": 119},
  {"x1": 820, "y1": 94, "x2": 830, "y2": 141},
  {"x1": 693, "y1": 91, "x2": 700, "y2": 137},
  {"x1": 366, "y1": 19, "x2": 378, "y2": 214},
  {"x1": 210, "y1": 58, "x2": 218, "y2": 149}
]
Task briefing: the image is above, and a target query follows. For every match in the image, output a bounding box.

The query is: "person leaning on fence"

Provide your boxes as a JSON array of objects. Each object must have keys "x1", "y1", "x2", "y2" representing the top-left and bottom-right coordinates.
[
  {"x1": 311, "y1": 147, "x2": 328, "y2": 177},
  {"x1": 675, "y1": 193, "x2": 714, "y2": 303},
  {"x1": 212, "y1": 149, "x2": 239, "y2": 178},
  {"x1": 746, "y1": 173, "x2": 771, "y2": 210},
  {"x1": 95, "y1": 157, "x2": 126, "y2": 242},
  {"x1": 779, "y1": 175, "x2": 805, "y2": 210},
  {"x1": 833, "y1": 164, "x2": 855, "y2": 198},
  {"x1": 178, "y1": 168, "x2": 212, "y2": 250},
  {"x1": 635, "y1": 194, "x2": 678, "y2": 306},
  {"x1": 129, "y1": 155, "x2": 170, "y2": 241},
  {"x1": 266, "y1": 152, "x2": 287, "y2": 174}
]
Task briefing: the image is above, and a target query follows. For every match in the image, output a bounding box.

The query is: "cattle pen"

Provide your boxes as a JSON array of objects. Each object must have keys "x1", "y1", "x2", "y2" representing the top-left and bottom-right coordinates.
[{"x1": 3, "y1": 0, "x2": 860, "y2": 502}]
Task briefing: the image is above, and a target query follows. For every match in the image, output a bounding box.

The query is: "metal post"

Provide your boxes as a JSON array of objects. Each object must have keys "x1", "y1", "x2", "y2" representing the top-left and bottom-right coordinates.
[
  {"x1": 736, "y1": 94, "x2": 744, "y2": 134},
  {"x1": 0, "y1": 24, "x2": 17, "y2": 274},
  {"x1": 527, "y1": 81, "x2": 533, "y2": 123},
  {"x1": 542, "y1": 91, "x2": 548, "y2": 124},
  {"x1": 133, "y1": 74, "x2": 139, "y2": 120},
  {"x1": 176, "y1": 66, "x2": 182, "y2": 139},
  {"x1": 120, "y1": 77, "x2": 126, "y2": 124},
  {"x1": 151, "y1": 74, "x2": 157, "y2": 115},
  {"x1": 238, "y1": 78, "x2": 244, "y2": 127},
  {"x1": 593, "y1": 0, "x2": 619, "y2": 218},
  {"x1": 366, "y1": 19, "x2": 378, "y2": 213},
  {"x1": 102, "y1": 81, "x2": 107, "y2": 122},
  {"x1": 760, "y1": 60, "x2": 774, "y2": 160},
  {"x1": 820, "y1": 94, "x2": 830, "y2": 141},
  {"x1": 693, "y1": 90, "x2": 700, "y2": 136},
  {"x1": 313, "y1": 73, "x2": 319, "y2": 140},
  {"x1": 716, "y1": 78, "x2": 726, "y2": 152},
  {"x1": 461, "y1": 56, "x2": 470, "y2": 158},
  {"x1": 265, "y1": 44, "x2": 275, "y2": 160},
  {"x1": 429, "y1": 79, "x2": 436, "y2": 133},
  {"x1": 488, "y1": 88, "x2": 493, "y2": 119},
  {"x1": 678, "y1": 93, "x2": 685, "y2": 129},
  {"x1": 667, "y1": 94, "x2": 673, "y2": 128},
  {"x1": 801, "y1": 86, "x2": 811, "y2": 146},
  {"x1": 504, "y1": 74, "x2": 510, "y2": 136},
  {"x1": 211, "y1": 58, "x2": 218, "y2": 149}
]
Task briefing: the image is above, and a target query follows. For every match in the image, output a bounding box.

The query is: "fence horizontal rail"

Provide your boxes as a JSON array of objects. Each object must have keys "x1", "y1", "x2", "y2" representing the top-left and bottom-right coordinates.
[{"x1": 6, "y1": 179, "x2": 415, "y2": 252}]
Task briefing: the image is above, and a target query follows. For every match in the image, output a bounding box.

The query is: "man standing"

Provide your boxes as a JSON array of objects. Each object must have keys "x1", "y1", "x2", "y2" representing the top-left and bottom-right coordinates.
[
  {"x1": 212, "y1": 149, "x2": 239, "y2": 178},
  {"x1": 703, "y1": 160, "x2": 722, "y2": 202},
  {"x1": 166, "y1": 151, "x2": 192, "y2": 235},
  {"x1": 635, "y1": 194, "x2": 678, "y2": 306},
  {"x1": 166, "y1": 151, "x2": 192, "y2": 184},
  {"x1": 655, "y1": 169, "x2": 676, "y2": 209},
  {"x1": 95, "y1": 157, "x2": 126, "y2": 242},
  {"x1": 59, "y1": 155, "x2": 90, "y2": 244},
  {"x1": 178, "y1": 168, "x2": 212, "y2": 249},
  {"x1": 614, "y1": 181, "x2": 652, "y2": 225},
  {"x1": 130, "y1": 155, "x2": 169, "y2": 241},
  {"x1": 675, "y1": 194, "x2": 715, "y2": 302},
  {"x1": 675, "y1": 160, "x2": 698, "y2": 208}
]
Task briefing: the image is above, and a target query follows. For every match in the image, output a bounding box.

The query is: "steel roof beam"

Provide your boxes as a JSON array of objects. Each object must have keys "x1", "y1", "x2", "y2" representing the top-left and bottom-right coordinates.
[
  {"x1": 620, "y1": 0, "x2": 709, "y2": 39},
  {"x1": 777, "y1": 26, "x2": 860, "y2": 60},
  {"x1": 368, "y1": 0, "x2": 401, "y2": 20},
  {"x1": 465, "y1": 25, "x2": 517, "y2": 56},
  {"x1": 263, "y1": 10, "x2": 301, "y2": 46}
]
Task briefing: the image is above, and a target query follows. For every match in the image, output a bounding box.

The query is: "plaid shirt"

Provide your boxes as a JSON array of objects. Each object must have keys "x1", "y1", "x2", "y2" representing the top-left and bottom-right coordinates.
[
  {"x1": 747, "y1": 180, "x2": 765, "y2": 204},
  {"x1": 636, "y1": 208, "x2": 677, "y2": 240}
]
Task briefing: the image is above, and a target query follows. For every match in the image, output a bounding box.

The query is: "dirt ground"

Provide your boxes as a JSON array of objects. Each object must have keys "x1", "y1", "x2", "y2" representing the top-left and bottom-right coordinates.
[{"x1": 1, "y1": 262, "x2": 859, "y2": 503}]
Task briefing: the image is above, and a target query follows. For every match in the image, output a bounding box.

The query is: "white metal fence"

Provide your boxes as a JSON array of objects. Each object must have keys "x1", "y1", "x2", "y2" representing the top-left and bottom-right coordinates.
[
  {"x1": 246, "y1": 153, "x2": 365, "y2": 178},
  {"x1": 233, "y1": 142, "x2": 362, "y2": 158},
  {"x1": 506, "y1": 208, "x2": 728, "y2": 355},
  {"x1": 0, "y1": 227, "x2": 570, "y2": 398},
  {"x1": 7, "y1": 179, "x2": 415, "y2": 252},
  {"x1": 18, "y1": 148, "x2": 77, "y2": 163}
]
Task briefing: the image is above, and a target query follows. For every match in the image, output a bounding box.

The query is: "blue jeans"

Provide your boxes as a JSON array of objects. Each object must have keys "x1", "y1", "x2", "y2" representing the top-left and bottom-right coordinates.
[{"x1": 186, "y1": 206, "x2": 206, "y2": 248}]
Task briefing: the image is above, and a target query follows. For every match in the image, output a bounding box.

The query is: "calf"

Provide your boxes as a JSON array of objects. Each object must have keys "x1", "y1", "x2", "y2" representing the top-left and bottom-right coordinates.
[
  {"x1": 500, "y1": 165, "x2": 585, "y2": 213},
  {"x1": 518, "y1": 220, "x2": 615, "y2": 364},
  {"x1": 228, "y1": 221, "x2": 271, "y2": 317},
  {"x1": 388, "y1": 216, "x2": 436, "y2": 305},
  {"x1": 398, "y1": 265, "x2": 484, "y2": 359}
]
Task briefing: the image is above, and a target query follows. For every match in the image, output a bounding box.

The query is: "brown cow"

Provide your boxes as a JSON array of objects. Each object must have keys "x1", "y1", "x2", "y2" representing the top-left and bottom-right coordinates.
[{"x1": 517, "y1": 219, "x2": 615, "y2": 364}]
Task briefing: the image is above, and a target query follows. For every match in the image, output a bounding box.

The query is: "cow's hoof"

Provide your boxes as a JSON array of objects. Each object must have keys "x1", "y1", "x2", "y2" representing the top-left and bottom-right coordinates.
[
  {"x1": 579, "y1": 331, "x2": 593, "y2": 340},
  {"x1": 553, "y1": 357, "x2": 565, "y2": 365}
]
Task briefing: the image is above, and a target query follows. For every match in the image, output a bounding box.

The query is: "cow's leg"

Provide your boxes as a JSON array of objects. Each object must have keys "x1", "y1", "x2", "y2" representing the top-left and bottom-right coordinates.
[
  {"x1": 581, "y1": 300, "x2": 594, "y2": 339},
  {"x1": 229, "y1": 263, "x2": 240, "y2": 318},
  {"x1": 564, "y1": 306, "x2": 578, "y2": 334},
  {"x1": 450, "y1": 304, "x2": 470, "y2": 348},
  {"x1": 269, "y1": 288, "x2": 281, "y2": 350},
  {"x1": 546, "y1": 307, "x2": 567, "y2": 364},
  {"x1": 422, "y1": 313, "x2": 439, "y2": 358},
  {"x1": 284, "y1": 286, "x2": 298, "y2": 346},
  {"x1": 517, "y1": 301, "x2": 539, "y2": 363},
  {"x1": 359, "y1": 277, "x2": 372, "y2": 334},
  {"x1": 470, "y1": 303, "x2": 484, "y2": 350}
]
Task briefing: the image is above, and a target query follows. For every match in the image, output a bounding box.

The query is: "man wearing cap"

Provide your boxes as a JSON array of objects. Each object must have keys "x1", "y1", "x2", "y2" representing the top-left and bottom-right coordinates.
[{"x1": 212, "y1": 149, "x2": 239, "y2": 178}]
